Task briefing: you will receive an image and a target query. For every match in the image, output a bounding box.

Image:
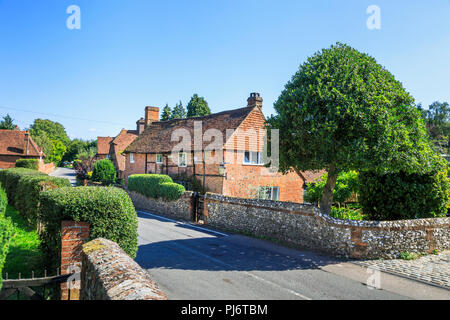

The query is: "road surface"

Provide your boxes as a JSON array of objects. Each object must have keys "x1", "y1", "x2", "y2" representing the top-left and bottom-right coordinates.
[
  {"x1": 136, "y1": 210, "x2": 435, "y2": 300},
  {"x1": 49, "y1": 167, "x2": 77, "y2": 186}
]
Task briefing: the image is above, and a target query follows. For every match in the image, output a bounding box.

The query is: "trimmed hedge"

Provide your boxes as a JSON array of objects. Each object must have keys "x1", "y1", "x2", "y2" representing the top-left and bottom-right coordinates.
[
  {"x1": 39, "y1": 187, "x2": 138, "y2": 270},
  {"x1": 15, "y1": 175, "x2": 71, "y2": 228},
  {"x1": 359, "y1": 169, "x2": 449, "y2": 220},
  {"x1": 15, "y1": 159, "x2": 39, "y2": 170},
  {"x1": 0, "y1": 168, "x2": 46, "y2": 204},
  {"x1": 0, "y1": 186, "x2": 13, "y2": 290},
  {"x1": 128, "y1": 174, "x2": 186, "y2": 201},
  {"x1": 92, "y1": 159, "x2": 116, "y2": 185}
]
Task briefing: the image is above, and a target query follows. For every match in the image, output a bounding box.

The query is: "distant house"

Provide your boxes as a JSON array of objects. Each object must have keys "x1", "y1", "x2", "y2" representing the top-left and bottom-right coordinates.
[
  {"x1": 123, "y1": 93, "x2": 323, "y2": 203},
  {"x1": 96, "y1": 137, "x2": 113, "y2": 160},
  {"x1": 0, "y1": 130, "x2": 45, "y2": 169}
]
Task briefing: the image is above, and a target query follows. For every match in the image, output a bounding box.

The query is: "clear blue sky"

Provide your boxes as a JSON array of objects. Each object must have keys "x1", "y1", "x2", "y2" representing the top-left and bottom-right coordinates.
[{"x1": 0, "y1": 0, "x2": 449, "y2": 140}]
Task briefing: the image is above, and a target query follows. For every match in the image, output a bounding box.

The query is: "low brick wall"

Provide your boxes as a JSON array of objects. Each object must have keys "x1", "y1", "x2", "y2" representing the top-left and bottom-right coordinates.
[
  {"x1": 203, "y1": 194, "x2": 450, "y2": 259},
  {"x1": 127, "y1": 190, "x2": 193, "y2": 221},
  {"x1": 80, "y1": 238, "x2": 167, "y2": 300},
  {"x1": 38, "y1": 161, "x2": 55, "y2": 174}
]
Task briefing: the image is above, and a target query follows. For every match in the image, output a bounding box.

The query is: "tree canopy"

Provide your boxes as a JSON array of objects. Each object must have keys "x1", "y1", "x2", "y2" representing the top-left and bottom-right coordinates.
[
  {"x1": 161, "y1": 104, "x2": 172, "y2": 121},
  {"x1": 186, "y1": 94, "x2": 211, "y2": 117},
  {"x1": 171, "y1": 101, "x2": 187, "y2": 119},
  {"x1": 0, "y1": 114, "x2": 16, "y2": 130},
  {"x1": 417, "y1": 101, "x2": 450, "y2": 154},
  {"x1": 267, "y1": 43, "x2": 438, "y2": 213}
]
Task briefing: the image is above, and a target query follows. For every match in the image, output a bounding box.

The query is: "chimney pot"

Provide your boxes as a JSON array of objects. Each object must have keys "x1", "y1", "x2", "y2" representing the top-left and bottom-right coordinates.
[{"x1": 247, "y1": 92, "x2": 263, "y2": 109}]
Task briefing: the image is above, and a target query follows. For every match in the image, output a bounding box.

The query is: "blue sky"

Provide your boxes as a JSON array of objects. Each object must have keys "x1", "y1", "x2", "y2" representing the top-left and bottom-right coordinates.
[{"x1": 0, "y1": 0, "x2": 449, "y2": 140}]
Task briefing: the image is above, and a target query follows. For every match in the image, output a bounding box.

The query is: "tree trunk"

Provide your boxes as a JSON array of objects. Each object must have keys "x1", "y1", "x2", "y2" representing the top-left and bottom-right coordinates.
[{"x1": 320, "y1": 164, "x2": 338, "y2": 214}]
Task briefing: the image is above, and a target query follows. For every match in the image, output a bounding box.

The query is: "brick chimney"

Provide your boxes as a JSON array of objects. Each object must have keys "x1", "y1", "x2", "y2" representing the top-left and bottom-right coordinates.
[
  {"x1": 24, "y1": 131, "x2": 30, "y2": 156},
  {"x1": 145, "y1": 106, "x2": 159, "y2": 128},
  {"x1": 247, "y1": 92, "x2": 263, "y2": 109},
  {"x1": 136, "y1": 117, "x2": 146, "y2": 135}
]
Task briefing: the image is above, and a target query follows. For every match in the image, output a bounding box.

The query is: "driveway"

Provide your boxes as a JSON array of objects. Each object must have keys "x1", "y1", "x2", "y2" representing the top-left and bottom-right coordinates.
[
  {"x1": 135, "y1": 210, "x2": 447, "y2": 300},
  {"x1": 49, "y1": 167, "x2": 77, "y2": 186}
]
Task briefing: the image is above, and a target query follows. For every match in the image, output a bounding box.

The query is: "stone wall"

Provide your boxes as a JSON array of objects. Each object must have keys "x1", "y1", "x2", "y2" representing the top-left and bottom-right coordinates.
[
  {"x1": 80, "y1": 238, "x2": 167, "y2": 300},
  {"x1": 127, "y1": 190, "x2": 193, "y2": 221},
  {"x1": 202, "y1": 193, "x2": 450, "y2": 259}
]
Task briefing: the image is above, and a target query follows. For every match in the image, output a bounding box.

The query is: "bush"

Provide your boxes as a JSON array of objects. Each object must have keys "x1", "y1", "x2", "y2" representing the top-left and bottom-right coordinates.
[
  {"x1": 39, "y1": 187, "x2": 138, "y2": 270},
  {"x1": 128, "y1": 174, "x2": 174, "y2": 198},
  {"x1": 304, "y1": 171, "x2": 359, "y2": 205},
  {"x1": 15, "y1": 159, "x2": 39, "y2": 170},
  {"x1": 0, "y1": 186, "x2": 13, "y2": 290},
  {"x1": 160, "y1": 182, "x2": 186, "y2": 201},
  {"x1": 359, "y1": 166, "x2": 449, "y2": 220},
  {"x1": 91, "y1": 159, "x2": 116, "y2": 185},
  {"x1": 15, "y1": 175, "x2": 71, "y2": 228},
  {"x1": 172, "y1": 174, "x2": 205, "y2": 193},
  {"x1": 0, "y1": 168, "x2": 46, "y2": 205}
]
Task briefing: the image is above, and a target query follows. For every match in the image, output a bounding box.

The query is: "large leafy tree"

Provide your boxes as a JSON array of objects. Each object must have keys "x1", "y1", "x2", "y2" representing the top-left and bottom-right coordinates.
[
  {"x1": 417, "y1": 101, "x2": 450, "y2": 154},
  {"x1": 62, "y1": 139, "x2": 97, "y2": 163},
  {"x1": 186, "y1": 94, "x2": 211, "y2": 117},
  {"x1": 161, "y1": 104, "x2": 172, "y2": 121},
  {"x1": 0, "y1": 114, "x2": 16, "y2": 130},
  {"x1": 267, "y1": 43, "x2": 437, "y2": 213},
  {"x1": 171, "y1": 101, "x2": 187, "y2": 119}
]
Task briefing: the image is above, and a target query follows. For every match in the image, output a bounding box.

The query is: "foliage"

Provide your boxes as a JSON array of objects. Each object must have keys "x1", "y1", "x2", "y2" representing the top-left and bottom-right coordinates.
[
  {"x1": 15, "y1": 158, "x2": 39, "y2": 170},
  {"x1": 39, "y1": 187, "x2": 138, "y2": 270},
  {"x1": 186, "y1": 94, "x2": 211, "y2": 117},
  {"x1": 161, "y1": 104, "x2": 172, "y2": 121},
  {"x1": 15, "y1": 175, "x2": 70, "y2": 228},
  {"x1": 267, "y1": 42, "x2": 438, "y2": 212},
  {"x1": 62, "y1": 139, "x2": 97, "y2": 163},
  {"x1": 47, "y1": 140, "x2": 67, "y2": 165},
  {"x1": 0, "y1": 168, "x2": 46, "y2": 204},
  {"x1": 3, "y1": 205, "x2": 44, "y2": 280},
  {"x1": 128, "y1": 174, "x2": 185, "y2": 200},
  {"x1": 0, "y1": 114, "x2": 16, "y2": 130},
  {"x1": 72, "y1": 147, "x2": 97, "y2": 180},
  {"x1": 0, "y1": 187, "x2": 13, "y2": 290},
  {"x1": 417, "y1": 101, "x2": 450, "y2": 154},
  {"x1": 358, "y1": 159, "x2": 449, "y2": 220},
  {"x1": 91, "y1": 159, "x2": 116, "y2": 185},
  {"x1": 329, "y1": 206, "x2": 364, "y2": 221},
  {"x1": 171, "y1": 101, "x2": 187, "y2": 119},
  {"x1": 398, "y1": 252, "x2": 421, "y2": 260},
  {"x1": 304, "y1": 171, "x2": 359, "y2": 205},
  {"x1": 172, "y1": 174, "x2": 205, "y2": 193}
]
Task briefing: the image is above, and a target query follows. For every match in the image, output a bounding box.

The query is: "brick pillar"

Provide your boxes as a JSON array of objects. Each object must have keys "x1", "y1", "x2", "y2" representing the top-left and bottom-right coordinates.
[{"x1": 61, "y1": 221, "x2": 90, "y2": 300}]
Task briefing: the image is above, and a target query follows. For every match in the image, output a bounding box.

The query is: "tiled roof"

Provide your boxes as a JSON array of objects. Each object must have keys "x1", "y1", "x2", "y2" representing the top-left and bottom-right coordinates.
[
  {"x1": 0, "y1": 130, "x2": 43, "y2": 157},
  {"x1": 97, "y1": 137, "x2": 113, "y2": 155},
  {"x1": 125, "y1": 106, "x2": 256, "y2": 154},
  {"x1": 299, "y1": 170, "x2": 326, "y2": 183},
  {"x1": 111, "y1": 129, "x2": 138, "y2": 171}
]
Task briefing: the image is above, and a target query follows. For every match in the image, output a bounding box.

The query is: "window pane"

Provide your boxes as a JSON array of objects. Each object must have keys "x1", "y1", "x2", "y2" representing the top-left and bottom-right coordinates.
[
  {"x1": 272, "y1": 187, "x2": 279, "y2": 201},
  {"x1": 244, "y1": 151, "x2": 250, "y2": 163},
  {"x1": 251, "y1": 152, "x2": 258, "y2": 164}
]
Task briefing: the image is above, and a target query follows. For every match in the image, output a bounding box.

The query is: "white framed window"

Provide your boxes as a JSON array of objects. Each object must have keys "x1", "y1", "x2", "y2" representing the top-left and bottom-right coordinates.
[
  {"x1": 106, "y1": 154, "x2": 111, "y2": 159},
  {"x1": 130, "y1": 153, "x2": 135, "y2": 164},
  {"x1": 156, "y1": 154, "x2": 163, "y2": 164},
  {"x1": 257, "y1": 186, "x2": 279, "y2": 201},
  {"x1": 178, "y1": 152, "x2": 187, "y2": 167},
  {"x1": 244, "y1": 151, "x2": 263, "y2": 165}
]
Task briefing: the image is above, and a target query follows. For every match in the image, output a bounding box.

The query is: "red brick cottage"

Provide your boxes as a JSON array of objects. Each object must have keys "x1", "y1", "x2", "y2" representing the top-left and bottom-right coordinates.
[
  {"x1": 0, "y1": 130, "x2": 45, "y2": 169},
  {"x1": 123, "y1": 93, "x2": 322, "y2": 203}
]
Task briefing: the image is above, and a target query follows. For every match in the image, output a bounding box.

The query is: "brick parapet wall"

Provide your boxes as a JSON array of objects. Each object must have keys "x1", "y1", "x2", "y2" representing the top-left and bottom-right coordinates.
[
  {"x1": 80, "y1": 238, "x2": 167, "y2": 300},
  {"x1": 60, "y1": 221, "x2": 90, "y2": 300},
  {"x1": 203, "y1": 193, "x2": 450, "y2": 259}
]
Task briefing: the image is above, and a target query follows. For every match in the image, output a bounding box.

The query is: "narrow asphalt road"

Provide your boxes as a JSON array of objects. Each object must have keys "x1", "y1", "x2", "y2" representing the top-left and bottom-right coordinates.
[
  {"x1": 136, "y1": 210, "x2": 411, "y2": 300},
  {"x1": 49, "y1": 167, "x2": 77, "y2": 186}
]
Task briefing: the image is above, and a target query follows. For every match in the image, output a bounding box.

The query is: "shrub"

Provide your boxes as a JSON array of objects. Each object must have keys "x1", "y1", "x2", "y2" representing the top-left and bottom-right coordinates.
[
  {"x1": 329, "y1": 206, "x2": 364, "y2": 221},
  {"x1": 172, "y1": 174, "x2": 205, "y2": 193},
  {"x1": 0, "y1": 168, "x2": 46, "y2": 205},
  {"x1": 91, "y1": 159, "x2": 116, "y2": 185},
  {"x1": 128, "y1": 174, "x2": 173, "y2": 198},
  {"x1": 0, "y1": 186, "x2": 13, "y2": 290},
  {"x1": 15, "y1": 175, "x2": 71, "y2": 228},
  {"x1": 160, "y1": 182, "x2": 186, "y2": 201},
  {"x1": 15, "y1": 159, "x2": 39, "y2": 170},
  {"x1": 39, "y1": 187, "x2": 138, "y2": 270},
  {"x1": 359, "y1": 166, "x2": 449, "y2": 220},
  {"x1": 304, "y1": 171, "x2": 359, "y2": 205}
]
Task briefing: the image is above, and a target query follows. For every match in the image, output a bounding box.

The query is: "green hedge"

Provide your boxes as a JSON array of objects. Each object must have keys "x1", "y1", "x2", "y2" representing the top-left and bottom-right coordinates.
[
  {"x1": 359, "y1": 169, "x2": 449, "y2": 220},
  {"x1": 92, "y1": 159, "x2": 116, "y2": 185},
  {"x1": 15, "y1": 175, "x2": 71, "y2": 228},
  {"x1": 128, "y1": 174, "x2": 177, "y2": 199},
  {"x1": 0, "y1": 168, "x2": 46, "y2": 204},
  {"x1": 0, "y1": 186, "x2": 13, "y2": 290},
  {"x1": 15, "y1": 159, "x2": 39, "y2": 170},
  {"x1": 160, "y1": 182, "x2": 186, "y2": 201},
  {"x1": 39, "y1": 187, "x2": 138, "y2": 270}
]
